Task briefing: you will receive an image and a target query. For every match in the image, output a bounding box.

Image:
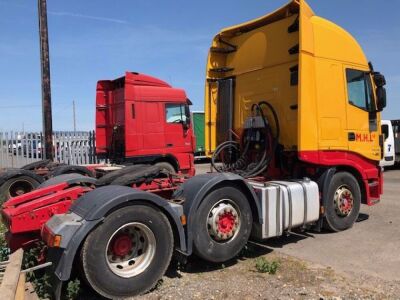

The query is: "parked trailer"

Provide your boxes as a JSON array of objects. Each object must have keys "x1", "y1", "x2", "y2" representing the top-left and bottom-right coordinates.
[
  {"x1": 380, "y1": 120, "x2": 395, "y2": 167},
  {"x1": 380, "y1": 120, "x2": 400, "y2": 167},
  {"x1": 0, "y1": 72, "x2": 195, "y2": 204},
  {"x1": 393, "y1": 120, "x2": 400, "y2": 164},
  {"x1": 192, "y1": 111, "x2": 206, "y2": 158}
]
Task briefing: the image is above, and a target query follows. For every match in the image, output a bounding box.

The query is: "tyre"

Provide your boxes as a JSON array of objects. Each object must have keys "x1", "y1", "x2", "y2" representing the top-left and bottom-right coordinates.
[
  {"x1": 96, "y1": 165, "x2": 149, "y2": 186},
  {"x1": 81, "y1": 205, "x2": 173, "y2": 299},
  {"x1": 110, "y1": 166, "x2": 162, "y2": 186},
  {"x1": 323, "y1": 172, "x2": 361, "y2": 232},
  {"x1": 49, "y1": 165, "x2": 94, "y2": 178},
  {"x1": 154, "y1": 162, "x2": 176, "y2": 174},
  {"x1": 0, "y1": 176, "x2": 40, "y2": 204},
  {"x1": 38, "y1": 173, "x2": 97, "y2": 189},
  {"x1": 193, "y1": 186, "x2": 252, "y2": 263},
  {"x1": 21, "y1": 159, "x2": 51, "y2": 171}
]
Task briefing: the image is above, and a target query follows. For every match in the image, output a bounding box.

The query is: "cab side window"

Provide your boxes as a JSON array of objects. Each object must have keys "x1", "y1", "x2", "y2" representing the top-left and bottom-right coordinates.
[
  {"x1": 382, "y1": 124, "x2": 389, "y2": 140},
  {"x1": 346, "y1": 69, "x2": 374, "y2": 111},
  {"x1": 166, "y1": 104, "x2": 189, "y2": 124}
]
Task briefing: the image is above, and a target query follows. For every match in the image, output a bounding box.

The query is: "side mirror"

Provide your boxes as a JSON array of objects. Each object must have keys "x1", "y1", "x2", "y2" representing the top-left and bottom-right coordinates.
[
  {"x1": 372, "y1": 72, "x2": 387, "y2": 112},
  {"x1": 376, "y1": 86, "x2": 387, "y2": 112},
  {"x1": 373, "y1": 73, "x2": 386, "y2": 87},
  {"x1": 183, "y1": 104, "x2": 191, "y2": 130}
]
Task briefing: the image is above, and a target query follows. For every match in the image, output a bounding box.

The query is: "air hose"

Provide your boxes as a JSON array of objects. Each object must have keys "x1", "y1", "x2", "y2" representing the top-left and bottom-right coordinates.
[{"x1": 211, "y1": 101, "x2": 280, "y2": 178}]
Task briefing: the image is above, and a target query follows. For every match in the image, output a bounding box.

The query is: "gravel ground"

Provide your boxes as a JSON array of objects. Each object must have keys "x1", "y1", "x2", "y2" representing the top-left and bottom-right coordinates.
[
  {"x1": 136, "y1": 162, "x2": 400, "y2": 299},
  {"x1": 137, "y1": 243, "x2": 400, "y2": 300}
]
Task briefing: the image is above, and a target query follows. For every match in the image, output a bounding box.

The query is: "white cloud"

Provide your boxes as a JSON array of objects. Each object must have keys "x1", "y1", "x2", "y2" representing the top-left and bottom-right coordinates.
[{"x1": 48, "y1": 11, "x2": 129, "y2": 25}]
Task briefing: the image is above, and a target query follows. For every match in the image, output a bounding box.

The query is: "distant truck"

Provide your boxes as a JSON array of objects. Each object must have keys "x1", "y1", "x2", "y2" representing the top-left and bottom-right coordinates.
[
  {"x1": 0, "y1": 72, "x2": 195, "y2": 203},
  {"x1": 192, "y1": 111, "x2": 206, "y2": 158},
  {"x1": 380, "y1": 120, "x2": 400, "y2": 167},
  {"x1": 95, "y1": 72, "x2": 195, "y2": 174}
]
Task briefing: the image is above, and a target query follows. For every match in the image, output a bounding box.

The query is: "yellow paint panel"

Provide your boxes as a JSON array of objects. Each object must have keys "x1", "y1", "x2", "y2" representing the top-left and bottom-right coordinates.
[
  {"x1": 205, "y1": 0, "x2": 382, "y2": 162},
  {"x1": 315, "y1": 60, "x2": 347, "y2": 150}
]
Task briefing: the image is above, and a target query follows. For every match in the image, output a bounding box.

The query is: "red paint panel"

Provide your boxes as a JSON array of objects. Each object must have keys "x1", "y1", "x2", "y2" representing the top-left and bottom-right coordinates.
[
  {"x1": 299, "y1": 150, "x2": 382, "y2": 205},
  {"x1": 95, "y1": 72, "x2": 194, "y2": 174}
]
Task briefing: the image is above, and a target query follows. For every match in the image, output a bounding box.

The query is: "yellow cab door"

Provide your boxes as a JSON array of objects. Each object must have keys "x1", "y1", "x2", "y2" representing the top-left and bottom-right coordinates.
[{"x1": 344, "y1": 66, "x2": 381, "y2": 161}]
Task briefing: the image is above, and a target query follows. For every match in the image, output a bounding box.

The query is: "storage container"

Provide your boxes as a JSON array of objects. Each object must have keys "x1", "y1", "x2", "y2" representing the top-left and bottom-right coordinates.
[{"x1": 250, "y1": 179, "x2": 320, "y2": 239}]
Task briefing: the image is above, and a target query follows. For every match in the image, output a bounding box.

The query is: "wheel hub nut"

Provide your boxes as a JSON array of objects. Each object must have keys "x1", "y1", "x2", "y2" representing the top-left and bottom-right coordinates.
[{"x1": 208, "y1": 202, "x2": 239, "y2": 241}]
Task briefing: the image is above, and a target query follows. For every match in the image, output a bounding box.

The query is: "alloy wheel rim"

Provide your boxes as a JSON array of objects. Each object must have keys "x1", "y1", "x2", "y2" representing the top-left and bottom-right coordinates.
[{"x1": 105, "y1": 222, "x2": 156, "y2": 278}]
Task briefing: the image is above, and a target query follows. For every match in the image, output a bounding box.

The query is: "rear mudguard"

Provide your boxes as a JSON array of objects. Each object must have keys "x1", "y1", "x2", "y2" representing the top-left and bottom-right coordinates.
[
  {"x1": 174, "y1": 173, "x2": 262, "y2": 255},
  {"x1": 48, "y1": 185, "x2": 186, "y2": 281},
  {"x1": 313, "y1": 167, "x2": 336, "y2": 231},
  {"x1": 0, "y1": 168, "x2": 44, "y2": 186},
  {"x1": 317, "y1": 167, "x2": 336, "y2": 212}
]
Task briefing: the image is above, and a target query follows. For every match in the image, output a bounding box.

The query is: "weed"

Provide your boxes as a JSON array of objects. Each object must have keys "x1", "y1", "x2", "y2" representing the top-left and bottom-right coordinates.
[
  {"x1": 0, "y1": 222, "x2": 10, "y2": 261},
  {"x1": 66, "y1": 278, "x2": 81, "y2": 300},
  {"x1": 23, "y1": 243, "x2": 54, "y2": 299},
  {"x1": 255, "y1": 257, "x2": 279, "y2": 274},
  {"x1": 150, "y1": 278, "x2": 164, "y2": 292},
  {"x1": 0, "y1": 246, "x2": 10, "y2": 261},
  {"x1": 31, "y1": 273, "x2": 53, "y2": 299}
]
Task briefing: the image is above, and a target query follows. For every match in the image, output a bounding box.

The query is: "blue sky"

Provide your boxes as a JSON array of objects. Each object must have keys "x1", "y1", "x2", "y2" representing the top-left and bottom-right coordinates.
[{"x1": 0, "y1": 0, "x2": 399, "y2": 131}]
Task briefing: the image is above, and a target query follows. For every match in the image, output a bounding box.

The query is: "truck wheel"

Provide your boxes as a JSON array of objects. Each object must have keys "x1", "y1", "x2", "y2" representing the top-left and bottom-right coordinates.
[
  {"x1": 193, "y1": 187, "x2": 252, "y2": 263},
  {"x1": 0, "y1": 176, "x2": 40, "y2": 204},
  {"x1": 323, "y1": 172, "x2": 361, "y2": 232},
  {"x1": 155, "y1": 162, "x2": 176, "y2": 174},
  {"x1": 81, "y1": 205, "x2": 173, "y2": 299}
]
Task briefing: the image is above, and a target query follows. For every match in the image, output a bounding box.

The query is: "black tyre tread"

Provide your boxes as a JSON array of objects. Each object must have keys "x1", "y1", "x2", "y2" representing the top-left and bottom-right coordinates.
[
  {"x1": 49, "y1": 165, "x2": 94, "y2": 178},
  {"x1": 110, "y1": 165, "x2": 163, "y2": 186},
  {"x1": 323, "y1": 172, "x2": 361, "y2": 232},
  {"x1": 38, "y1": 173, "x2": 97, "y2": 189},
  {"x1": 96, "y1": 164, "x2": 149, "y2": 186},
  {"x1": 193, "y1": 186, "x2": 252, "y2": 263},
  {"x1": 21, "y1": 159, "x2": 51, "y2": 170},
  {"x1": 154, "y1": 162, "x2": 176, "y2": 174},
  {"x1": 81, "y1": 205, "x2": 173, "y2": 299},
  {"x1": 46, "y1": 162, "x2": 64, "y2": 171}
]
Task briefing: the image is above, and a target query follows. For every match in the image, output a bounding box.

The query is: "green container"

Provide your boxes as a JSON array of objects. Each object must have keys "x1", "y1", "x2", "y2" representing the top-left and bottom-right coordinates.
[{"x1": 192, "y1": 112, "x2": 205, "y2": 156}]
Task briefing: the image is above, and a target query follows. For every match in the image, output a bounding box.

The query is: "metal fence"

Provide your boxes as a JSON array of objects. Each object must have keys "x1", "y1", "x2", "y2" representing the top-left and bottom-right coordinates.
[{"x1": 0, "y1": 131, "x2": 97, "y2": 168}]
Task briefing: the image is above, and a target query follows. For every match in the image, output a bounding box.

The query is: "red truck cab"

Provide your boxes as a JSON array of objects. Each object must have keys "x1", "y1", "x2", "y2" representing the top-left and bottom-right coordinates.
[{"x1": 96, "y1": 72, "x2": 195, "y2": 175}]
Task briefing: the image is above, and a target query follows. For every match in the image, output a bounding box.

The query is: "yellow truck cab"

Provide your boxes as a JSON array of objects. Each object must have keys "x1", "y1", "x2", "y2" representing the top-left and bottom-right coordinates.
[{"x1": 205, "y1": 0, "x2": 387, "y2": 227}]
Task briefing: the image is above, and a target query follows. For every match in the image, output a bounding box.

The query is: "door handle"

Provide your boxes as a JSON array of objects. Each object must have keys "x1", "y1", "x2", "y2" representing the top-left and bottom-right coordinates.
[
  {"x1": 348, "y1": 132, "x2": 355, "y2": 141},
  {"x1": 166, "y1": 144, "x2": 173, "y2": 147}
]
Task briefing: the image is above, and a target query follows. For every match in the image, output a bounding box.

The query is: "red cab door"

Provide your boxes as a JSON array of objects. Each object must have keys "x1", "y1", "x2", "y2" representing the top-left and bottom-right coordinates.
[{"x1": 164, "y1": 103, "x2": 193, "y2": 153}]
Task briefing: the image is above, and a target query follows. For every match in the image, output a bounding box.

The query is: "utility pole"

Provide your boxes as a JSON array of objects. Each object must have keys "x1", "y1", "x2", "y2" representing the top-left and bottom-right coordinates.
[
  {"x1": 38, "y1": 0, "x2": 54, "y2": 160},
  {"x1": 73, "y1": 100, "x2": 76, "y2": 132}
]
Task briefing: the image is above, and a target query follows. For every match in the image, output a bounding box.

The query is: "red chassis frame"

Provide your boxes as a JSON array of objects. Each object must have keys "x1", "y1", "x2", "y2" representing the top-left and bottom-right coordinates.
[{"x1": 1, "y1": 177, "x2": 185, "y2": 252}]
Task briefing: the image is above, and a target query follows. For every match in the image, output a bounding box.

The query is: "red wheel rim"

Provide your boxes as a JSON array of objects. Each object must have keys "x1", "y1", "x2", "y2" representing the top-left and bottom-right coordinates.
[
  {"x1": 217, "y1": 212, "x2": 235, "y2": 234},
  {"x1": 111, "y1": 235, "x2": 133, "y2": 257}
]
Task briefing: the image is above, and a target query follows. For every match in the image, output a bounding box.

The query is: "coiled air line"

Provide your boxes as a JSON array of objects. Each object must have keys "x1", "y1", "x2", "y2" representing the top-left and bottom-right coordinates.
[{"x1": 211, "y1": 101, "x2": 280, "y2": 178}]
